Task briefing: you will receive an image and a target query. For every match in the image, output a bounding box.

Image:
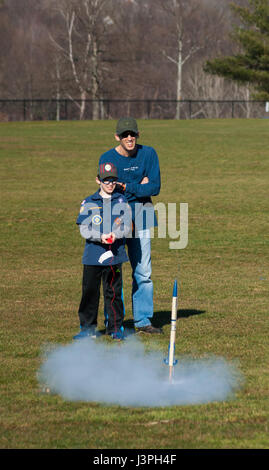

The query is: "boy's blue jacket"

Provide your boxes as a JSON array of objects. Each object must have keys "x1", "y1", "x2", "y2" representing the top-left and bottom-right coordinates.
[
  {"x1": 99, "y1": 144, "x2": 161, "y2": 231},
  {"x1": 76, "y1": 190, "x2": 131, "y2": 266}
]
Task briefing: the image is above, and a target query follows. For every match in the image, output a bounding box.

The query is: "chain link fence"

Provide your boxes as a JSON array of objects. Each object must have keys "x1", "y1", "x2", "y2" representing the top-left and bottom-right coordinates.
[{"x1": 0, "y1": 99, "x2": 269, "y2": 121}]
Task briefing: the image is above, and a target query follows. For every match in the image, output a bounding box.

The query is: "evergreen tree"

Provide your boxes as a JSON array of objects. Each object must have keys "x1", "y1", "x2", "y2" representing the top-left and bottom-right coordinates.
[{"x1": 204, "y1": 0, "x2": 269, "y2": 100}]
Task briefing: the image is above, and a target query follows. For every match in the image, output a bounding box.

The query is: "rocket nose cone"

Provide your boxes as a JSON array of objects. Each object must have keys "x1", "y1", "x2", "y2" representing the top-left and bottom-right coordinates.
[{"x1": 173, "y1": 279, "x2": 177, "y2": 297}]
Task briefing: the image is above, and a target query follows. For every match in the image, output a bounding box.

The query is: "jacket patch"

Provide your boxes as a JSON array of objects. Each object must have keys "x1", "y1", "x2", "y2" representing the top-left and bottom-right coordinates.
[{"x1": 92, "y1": 214, "x2": 102, "y2": 225}]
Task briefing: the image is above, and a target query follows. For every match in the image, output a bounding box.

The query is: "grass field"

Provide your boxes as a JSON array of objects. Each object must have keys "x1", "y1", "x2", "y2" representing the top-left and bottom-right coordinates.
[{"x1": 0, "y1": 118, "x2": 268, "y2": 449}]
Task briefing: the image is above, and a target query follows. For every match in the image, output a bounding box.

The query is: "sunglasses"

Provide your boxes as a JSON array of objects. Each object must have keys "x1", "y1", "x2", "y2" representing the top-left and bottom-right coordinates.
[
  {"x1": 101, "y1": 179, "x2": 118, "y2": 185},
  {"x1": 119, "y1": 131, "x2": 138, "y2": 138}
]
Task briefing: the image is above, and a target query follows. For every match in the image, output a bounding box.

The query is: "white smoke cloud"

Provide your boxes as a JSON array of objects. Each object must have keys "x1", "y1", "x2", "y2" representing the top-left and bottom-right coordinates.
[{"x1": 38, "y1": 337, "x2": 243, "y2": 407}]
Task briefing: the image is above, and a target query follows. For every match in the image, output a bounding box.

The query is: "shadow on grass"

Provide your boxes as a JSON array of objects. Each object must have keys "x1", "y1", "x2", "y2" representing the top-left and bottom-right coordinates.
[
  {"x1": 153, "y1": 309, "x2": 206, "y2": 329},
  {"x1": 121, "y1": 309, "x2": 206, "y2": 332}
]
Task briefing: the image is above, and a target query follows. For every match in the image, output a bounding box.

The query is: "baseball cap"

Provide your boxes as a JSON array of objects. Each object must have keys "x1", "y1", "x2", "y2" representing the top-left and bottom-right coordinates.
[
  {"x1": 98, "y1": 162, "x2": 118, "y2": 180},
  {"x1": 116, "y1": 117, "x2": 138, "y2": 136}
]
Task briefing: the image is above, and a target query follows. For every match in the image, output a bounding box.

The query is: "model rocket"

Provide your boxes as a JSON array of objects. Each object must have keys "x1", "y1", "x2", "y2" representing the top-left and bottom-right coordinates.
[{"x1": 164, "y1": 279, "x2": 178, "y2": 382}]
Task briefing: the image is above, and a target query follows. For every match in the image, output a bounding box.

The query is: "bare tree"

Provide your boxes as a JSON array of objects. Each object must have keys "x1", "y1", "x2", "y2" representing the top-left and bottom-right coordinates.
[
  {"x1": 102, "y1": 0, "x2": 160, "y2": 103},
  {"x1": 154, "y1": 0, "x2": 201, "y2": 118},
  {"x1": 47, "y1": 0, "x2": 112, "y2": 119},
  {"x1": 0, "y1": 0, "x2": 58, "y2": 125},
  {"x1": 155, "y1": 0, "x2": 228, "y2": 118}
]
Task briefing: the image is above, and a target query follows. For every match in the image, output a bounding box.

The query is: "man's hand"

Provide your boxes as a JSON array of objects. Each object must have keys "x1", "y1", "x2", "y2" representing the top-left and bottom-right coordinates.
[
  {"x1": 116, "y1": 182, "x2": 126, "y2": 191},
  {"x1": 140, "y1": 176, "x2": 149, "y2": 184},
  {"x1": 101, "y1": 233, "x2": 116, "y2": 244},
  {"x1": 116, "y1": 177, "x2": 148, "y2": 191}
]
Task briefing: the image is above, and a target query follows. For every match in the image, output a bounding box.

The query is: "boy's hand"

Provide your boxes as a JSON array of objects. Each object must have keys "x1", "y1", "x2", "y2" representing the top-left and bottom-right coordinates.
[{"x1": 101, "y1": 233, "x2": 116, "y2": 244}]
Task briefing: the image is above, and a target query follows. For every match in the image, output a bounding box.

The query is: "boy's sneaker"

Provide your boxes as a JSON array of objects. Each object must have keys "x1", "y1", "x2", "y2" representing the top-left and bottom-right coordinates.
[
  {"x1": 73, "y1": 327, "x2": 97, "y2": 340},
  {"x1": 110, "y1": 331, "x2": 125, "y2": 341},
  {"x1": 135, "y1": 325, "x2": 163, "y2": 334}
]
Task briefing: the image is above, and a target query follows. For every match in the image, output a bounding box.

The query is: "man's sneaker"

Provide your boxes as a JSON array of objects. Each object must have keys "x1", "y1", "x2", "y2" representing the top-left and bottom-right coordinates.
[
  {"x1": 73, "y1": 327, "x2": 97, "y2": 340},
  {"x1": 110, "y1": 331, "x2": 125, "y2": 341},
  {"x1": 135, "y1": 325, "x2": 163, "y2": 334}
]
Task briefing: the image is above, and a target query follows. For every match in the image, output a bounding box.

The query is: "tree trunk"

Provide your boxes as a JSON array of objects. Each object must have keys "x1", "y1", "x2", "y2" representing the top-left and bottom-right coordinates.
[
  {"x1": 55, "y1": 59, "x2": 60, "y2": 121},
  {"x1": 91, "y1": 38, "x2": 99, "y2": 120},
  {"x1": 80, "y1": 90, "x2": 87, "y2": 120},
  {"x1": 175, "y1": 36, "x2": 182, "y2": 120}
]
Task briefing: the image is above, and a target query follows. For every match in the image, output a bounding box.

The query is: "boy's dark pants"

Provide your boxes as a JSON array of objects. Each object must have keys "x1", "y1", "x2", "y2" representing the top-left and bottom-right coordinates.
[{"x1": 78, "y1": 264, "x2": 124, "y2": 335}]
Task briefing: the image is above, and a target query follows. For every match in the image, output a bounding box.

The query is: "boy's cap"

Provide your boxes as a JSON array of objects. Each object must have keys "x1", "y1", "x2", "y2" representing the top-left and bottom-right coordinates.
[
  {"x1": 98, "y1": 162, "x2": 118, "y2": 180},
  {"x1": 116, "y1": 117, "x2": 138, "y2": 136}
]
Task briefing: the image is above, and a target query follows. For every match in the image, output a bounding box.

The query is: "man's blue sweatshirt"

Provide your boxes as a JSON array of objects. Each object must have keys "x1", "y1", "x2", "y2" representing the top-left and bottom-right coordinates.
[{"x1": 99, "y1": 144, "x2": 161, "y2": 231}]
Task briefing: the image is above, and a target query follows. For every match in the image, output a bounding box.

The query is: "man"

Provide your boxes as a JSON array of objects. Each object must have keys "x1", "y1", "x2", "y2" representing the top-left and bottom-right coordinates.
[{"x1": 99, "y1": 117, "x2": 162, "y2": 334}]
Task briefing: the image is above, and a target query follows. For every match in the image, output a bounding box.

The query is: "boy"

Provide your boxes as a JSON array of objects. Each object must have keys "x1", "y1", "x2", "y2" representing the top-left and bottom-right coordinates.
[{"x1": 73, "y1": 162, "x2": 132, "y2": 341}]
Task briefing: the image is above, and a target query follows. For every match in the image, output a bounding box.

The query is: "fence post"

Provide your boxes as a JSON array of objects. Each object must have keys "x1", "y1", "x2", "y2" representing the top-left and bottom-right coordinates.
[
  {"x1": 232, "y1": 101, "x2": 234, "y2": 118},
  {"x1": 65, "y1": 100, "x2": 68, "y2": 120},
  {"x1": 23, "y1": 100, "x2": 26, "y2": 121},
  {"x1": 146, "y1": 100, "x2": 151, "y2": 119},
  {"x1": 189, "y1": 100, "x2": 192, "y2": 119}
]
